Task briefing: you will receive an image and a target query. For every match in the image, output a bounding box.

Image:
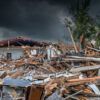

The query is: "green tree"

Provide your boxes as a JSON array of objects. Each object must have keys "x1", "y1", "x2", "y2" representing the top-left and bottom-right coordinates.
[
  {"x1": 66, "y1": 0, "x2": 97, "y2": 49},
  {"x1": 74, "y1": 8, "x2": 96, "y2": 48}
]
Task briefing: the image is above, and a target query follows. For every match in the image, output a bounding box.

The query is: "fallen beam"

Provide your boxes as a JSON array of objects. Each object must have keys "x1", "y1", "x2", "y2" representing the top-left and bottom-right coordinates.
[
  {"x1": 68, "y1": 76, "x2": 100, "y2": 83},
  {"x1": 65, "y1": 56, "x2": 100, "y2": 62},
  {"x1": 70, "y1": 65, "x2": 100, "y2": 72}
]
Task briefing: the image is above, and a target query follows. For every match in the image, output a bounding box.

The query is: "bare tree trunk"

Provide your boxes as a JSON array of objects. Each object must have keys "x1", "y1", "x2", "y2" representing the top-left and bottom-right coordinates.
[
  {"x1": 80, "y1": 34, "x2": 85, "y2": 49},
  {"x1": 68, "y1": 27, "x2": 78, "y2": 53}
]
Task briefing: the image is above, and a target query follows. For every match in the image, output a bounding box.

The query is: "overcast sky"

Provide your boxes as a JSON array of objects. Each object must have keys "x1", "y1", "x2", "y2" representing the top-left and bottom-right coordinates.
[{"x1": 0, "y1": 0, "x2": 100, "y2": 41}]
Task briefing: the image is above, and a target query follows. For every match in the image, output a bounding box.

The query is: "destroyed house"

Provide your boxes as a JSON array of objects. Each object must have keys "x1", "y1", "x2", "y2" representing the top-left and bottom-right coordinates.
[{"x1": 0, "y1": 37, "x2": 49, "y2": 60}]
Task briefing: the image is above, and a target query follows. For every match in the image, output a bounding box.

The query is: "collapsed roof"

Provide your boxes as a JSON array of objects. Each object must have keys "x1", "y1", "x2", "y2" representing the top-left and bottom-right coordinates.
[{"x1": 0, "y1": 37, "x2": 49, "y2": 47}]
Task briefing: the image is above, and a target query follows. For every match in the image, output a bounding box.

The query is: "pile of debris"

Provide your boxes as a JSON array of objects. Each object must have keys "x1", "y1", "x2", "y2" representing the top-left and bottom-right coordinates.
[{"x1": 0, "y1": 38, "x2": 100, "y2": 100}]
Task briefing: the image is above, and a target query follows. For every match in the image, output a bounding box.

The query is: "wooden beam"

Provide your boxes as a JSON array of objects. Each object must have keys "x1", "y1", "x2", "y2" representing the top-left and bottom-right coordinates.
[{"x1": 70, "y1": 65, "x2": 100, "y2": 72}]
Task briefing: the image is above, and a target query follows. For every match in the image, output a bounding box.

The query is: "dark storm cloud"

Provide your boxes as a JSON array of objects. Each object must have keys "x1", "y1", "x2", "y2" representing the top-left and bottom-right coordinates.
[
  {"x1": 0, "y1": 0, "x2": 100, "y2": 40},
  {"x1": 0, "y1": 0, "x2": 71, "y2": 40}
]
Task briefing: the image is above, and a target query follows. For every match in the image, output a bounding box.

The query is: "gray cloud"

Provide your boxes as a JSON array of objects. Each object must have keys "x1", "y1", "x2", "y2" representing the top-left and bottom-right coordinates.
[
  {"x1": 0, "y1": 0, "x2": 99, "y2": 41},
  {"x1": 0, "y1": 0, "x2": 70, "y2": 41}
]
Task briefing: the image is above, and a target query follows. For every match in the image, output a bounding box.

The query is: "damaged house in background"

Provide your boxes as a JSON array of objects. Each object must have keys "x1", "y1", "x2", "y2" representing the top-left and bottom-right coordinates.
[{"x1": 0, "y1": 37, "x2": 61, "y2": 60}]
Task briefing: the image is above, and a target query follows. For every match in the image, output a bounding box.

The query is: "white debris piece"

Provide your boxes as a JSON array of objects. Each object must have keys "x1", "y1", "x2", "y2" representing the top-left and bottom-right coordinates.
[{"x1": 88, "y1": 83, "x2": 100, "y2": 95}]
